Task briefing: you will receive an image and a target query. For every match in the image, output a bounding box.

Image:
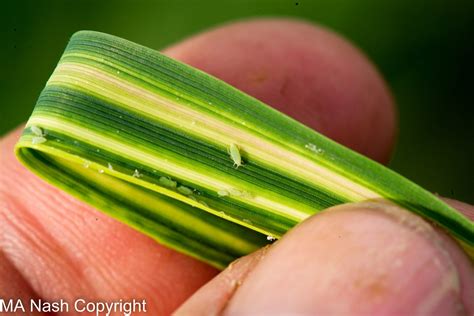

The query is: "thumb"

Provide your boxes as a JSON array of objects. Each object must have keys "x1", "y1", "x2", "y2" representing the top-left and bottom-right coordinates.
[{"x1": 175, "y1": 202, "x2": 474, "y2": 315}]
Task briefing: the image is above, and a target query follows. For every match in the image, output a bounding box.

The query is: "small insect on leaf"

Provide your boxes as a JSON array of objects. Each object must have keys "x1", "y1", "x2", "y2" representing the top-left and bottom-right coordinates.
[
  {"x1": 30, "y1": 125, "x2": 44, "y2": 137},
  {"x1": 177, "y1": 185, "x2": 193, "y2": 196},
  {"x1": 159, "y1": 176, "x2": 177, "y2": 188},
  {"x1": 217, "y1": 189, "x2": 229, "y2": 197},
  {"x1": 305, "y1": 143, "x2": 324, "y2": 154},
  {"x1": 228, "y1": 188, "x2": 252, "y2": 198},
  {"x1": 228, "y1": 143, "x2": 242, "y2": 168},
  {"x1": 31, "y1": 136, "x2": 47, "y2": 145},
  {"x1": 132, "y1": 169, "x2": 142, "y2": 178}
]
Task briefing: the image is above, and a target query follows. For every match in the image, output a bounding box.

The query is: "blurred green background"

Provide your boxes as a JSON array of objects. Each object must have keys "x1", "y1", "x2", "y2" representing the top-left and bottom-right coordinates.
[{"x1": 1, "y1": 0, "x2": 473, "y2": 203}]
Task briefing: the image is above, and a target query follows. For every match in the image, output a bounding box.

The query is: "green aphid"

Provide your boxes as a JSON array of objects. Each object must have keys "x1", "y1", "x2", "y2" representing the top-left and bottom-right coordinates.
[
  {"x1": 177, "y1": 185, "x2": 193, "y2": 196},
  {"x1": 159, "y1": 176, "x2": 177, "y2": 188},
  {"x1": 228, "y1": 143, "x2": 242, "y2": 168},
  {"x1": 30, "y1": 125, "x2": 44, "y2": 137}
]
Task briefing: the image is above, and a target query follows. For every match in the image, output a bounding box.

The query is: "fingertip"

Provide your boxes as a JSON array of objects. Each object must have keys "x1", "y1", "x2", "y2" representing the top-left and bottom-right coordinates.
[
  {"x1": 175, "y1": 247, "x2": 269, "y2": 315},
  {"x1": 164, "y1": 18, "x2": 397, "y2": 163},
  {"x1": 221, "y1": 202, "x2": 473, "y2": 314}
]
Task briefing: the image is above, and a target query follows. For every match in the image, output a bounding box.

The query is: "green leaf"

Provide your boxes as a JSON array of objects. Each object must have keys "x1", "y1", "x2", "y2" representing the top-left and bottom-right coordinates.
[{"x1": 15, "y1": 31, "x2": 474, "y2": 268}]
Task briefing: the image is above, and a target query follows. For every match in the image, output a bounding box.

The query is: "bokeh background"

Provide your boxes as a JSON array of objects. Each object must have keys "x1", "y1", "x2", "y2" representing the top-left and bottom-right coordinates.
[{"x1": 1, "y1": 0, "x2": 473, "y2": 203}]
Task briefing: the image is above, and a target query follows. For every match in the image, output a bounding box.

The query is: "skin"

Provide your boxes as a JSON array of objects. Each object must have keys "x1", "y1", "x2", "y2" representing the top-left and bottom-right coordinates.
[{"x1": 0, "y1": 19, "x2": 473, "y2": 315}]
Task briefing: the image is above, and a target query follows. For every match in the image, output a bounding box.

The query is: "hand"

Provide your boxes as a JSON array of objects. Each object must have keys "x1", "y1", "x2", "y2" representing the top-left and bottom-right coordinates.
[{"x1": 1, "y1": 19, "x2": 473, "y2": 315}]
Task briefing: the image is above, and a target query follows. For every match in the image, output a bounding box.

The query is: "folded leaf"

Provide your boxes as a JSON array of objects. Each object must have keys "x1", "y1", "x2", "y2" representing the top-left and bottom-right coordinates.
[{"x1": 15, "y1": 31, "x2": 474, "y2": 268}]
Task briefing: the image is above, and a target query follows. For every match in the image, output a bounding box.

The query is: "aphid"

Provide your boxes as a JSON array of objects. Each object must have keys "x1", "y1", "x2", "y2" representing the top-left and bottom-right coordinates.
[
  {"x1": 229, "y1": 188, "x2": 252, "y2": 198},
  {"x1": 132, "y1": 169, "x2": 142, "y2": 178},
  {"x1": 198, "y1": 200, "x2": 209, "y2": 207},
  {"x1": 229, "y1": 188, "x2": 243, "y2": 196},
  {"x1": 217, "y1": 189, "x2": 229, "y2": 197},
  {"x1": 228, "y1": 143, "x2": 242, "y2": 168},
  {"x1": 107, "y1": 163, "x2": 114, "y2": 170},
  {"x1": 159, "y1": 176, "x2": 177, "y2": 188},
  {"x1": 98, "y1": 169, "x2": 104, "y2": 174},
  {"x1": 32, "y1": 136, "x2": 47, "y2": 145},
  {"x1": 30, "y1": 125, "x2": 44, "y2": 137},
  {"x1": 305, "y1": 143, "x2": 324, "y2": 154},
  {"x1": 177, "y1": 185, "x2": 193, "y2": 196}
]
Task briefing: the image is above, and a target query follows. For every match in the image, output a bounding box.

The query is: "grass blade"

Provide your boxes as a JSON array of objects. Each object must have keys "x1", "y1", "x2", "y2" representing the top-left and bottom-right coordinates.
[{"x1": 15, "y1": 31, "x2": 474, "y2": 267}]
